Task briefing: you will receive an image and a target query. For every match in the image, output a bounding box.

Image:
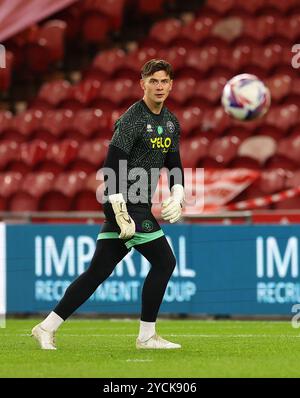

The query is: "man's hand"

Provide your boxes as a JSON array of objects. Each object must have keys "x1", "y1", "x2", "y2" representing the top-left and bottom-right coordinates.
[
  {"x1": 109, "y1": 194, "x2": 135, "y2": 239},
  {"x1": 161, "y1": 184, "x2": 184, "y2": 224}
]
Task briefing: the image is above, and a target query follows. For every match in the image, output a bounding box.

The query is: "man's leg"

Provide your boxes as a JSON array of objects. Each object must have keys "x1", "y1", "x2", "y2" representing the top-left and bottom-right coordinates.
[
  {"x1": 32, "y1": 238, "x2": 129, "y2": 349},
  {"x1": 134, "y1": 236, "x2": 180, "y2": 349}
]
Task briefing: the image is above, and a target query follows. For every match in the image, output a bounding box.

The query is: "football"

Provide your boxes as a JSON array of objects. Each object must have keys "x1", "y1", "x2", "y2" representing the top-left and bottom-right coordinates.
[{"x1": 221, "y1": 73, "x2": 271, "y2": 121}]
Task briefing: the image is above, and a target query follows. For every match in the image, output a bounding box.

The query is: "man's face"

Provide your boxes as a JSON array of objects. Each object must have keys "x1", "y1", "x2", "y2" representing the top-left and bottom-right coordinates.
[{"x1": 140, "y1": 70, "x2": 173, "y2": 105}]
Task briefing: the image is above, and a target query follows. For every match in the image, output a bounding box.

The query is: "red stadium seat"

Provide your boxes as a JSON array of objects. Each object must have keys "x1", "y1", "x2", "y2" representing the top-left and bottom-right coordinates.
[
  {"x1": 71, "y1": 138, "x2": 109, "y2": 173},
  {"x1": 9, "y1": 192, "x2": 39, "y2": 212},
  {"x1": 225, "y1": 126, "x2": 253, "y2": 142},
  {"x1": 33, "y1": 79, "x2": 72, "y2": 109},
  {"x1": 255, "y1": 125, "x2": 286, "y2": 140},
  {"x1": 53, "y1": 171, "x2": 87, "y2": 197},
  {"x1": 12, "y1": 110, "x2": 44, "y2": 140},
  {"x1": 137, "y1": 0, "x2": 165, "y2": 16},
  {"x1": 168, "y1": 77, "x2": 197, "y2": 106},
  {"x1": 285, "y1": 170, "x2": 300, "y2": 188},
  {"x1": 0, "y1": 172, "x2": 23, "y2": 198},
  {"x1": 60, "y1": 79, "x2": 102, "y2": 110},
  {"x1": 23, "y1": 40, "x2": 51, "y2": 74},
  {"x1": 100, "y1": 78, "x2": 134, "y2": 107},
  {"x1": 49, "y1": 139, "x2": 79, "y2": 165},
  {"x1": 274, "y1": 195, "x2": 300, "y2": 209},
  {"x1": 185, "y1": 47, "x2": 220, "y2": 75},
  {"x1": 237, "y1": 135, "x2": 277, "y2": 166},
  {"x1": 118, "y1": 48, "x2": 158, "y2": 79},
  {"x1": 203, "y1": 136, "x2": 240, "y2": 168},
  {"x1": 265, "y1": 74, "x2": 292, "y2": 103},
  {"x1": 231, "y1": 42, "x2": 255, "y2": 72},
  {"x1": 83, "y1": 0, "x2": 125, "y2": 30},
  {"x1": 38, "y1": 20, "x2": 67, "y2": 63},
  {"x1": 20, "y1": 140, "x2": 48, "y2": 167},
  {"x1": 291, "y1": 79, "x2": 300, "y2": 98},
  {"x1": 266, "y1": 0, "x2": 299, "y2": 13},
  {"x1": 159, "y1": 47, "x2": 188, "y2": 73},
  {"x1": 71, "y1": 109, "x2": 109, "y2": 140},
  {"x1": 22, "y1": 172, "x2": 55, "y2": 198},
  {"x1": 54, "y1": 2, "x2": 81, "y2": 40},
  {"x1": 173, "y1": 107, "x2": 203, "y2": 138},
  {"x1": 0, "y1": 141, "x2": 20, "y2": 170},
  {"x1": 243, "y1": 16, "x2": 276, "y2": 42},
  {"x1": 231, "y1": 156, "x2": 261, "y2": 169},
  {"x1": 39, "y1": 171, "x2": 87, "y2": 211},
  {"x1": 120, "y1": 81, "x2": 143, "y2": 109},
  {"x1": 192, "y1": 77, "x2": 227, "y2": 105},
  {"x1": 265, "y1": 105, "x2": 299, "y2": 130},
  {"x1": 148, "y1": 18, "x2": 182, "y2": 47},
  {"x1": 277, "y1": 136, "x2": 300, "y2": 166},
  {"x1": 39, "y1": 139, "x2": 79, "y2": 174},
  {"x1": 258, "y1": 169, "x2": 286, "y2": 194},
  {"x1": 73, "y1": 170, "x2": 103, "y2": 211},
  {"x1": 0, "y1": 51, "x2": 14, "y2": 91},
  {"x1": 204, "y1": 0, "x2": 235, "y2": 15},
  {"x1": 88, "y1": 48, "x2": 126, "y2": 79},
  {"x1": 277, "y1": 14, "x2": 300, "y2": 41},
  {"x1": 81, "y1": 11, "x2": 111, "y2": 43},
  {"x1": 201, "y1": 107, "x2": 230, "y2": 138},
  {"x1": 234, "y1": 0, "x2": 265, "y2": 14},
  {"x1": 9, "y1": 171, "x2": 55, "y2": 212},
  {"x1": 0, "y1": 111, "x2": 13, "y2": 135},
  {"x1": 265, "y1": 154, "x2": 298, "y2": 170},
  {"x1": 180, "y1": 136, "x2": 210, "y2": 168},
  {"x1": 176, "y1": 16, "x2": 217, "y2": 46},
  {"x1": 38, "y1": 109, "x2": 75, "y2": 141},
  {"x1": 251, "y1": 45, "x2": 281, "y2": 71}
]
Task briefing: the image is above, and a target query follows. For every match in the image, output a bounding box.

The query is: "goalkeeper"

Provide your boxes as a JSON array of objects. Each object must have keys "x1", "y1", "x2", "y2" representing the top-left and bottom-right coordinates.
[{"x1": 31, "y1": 59, "x2": 185, "y2": 350}]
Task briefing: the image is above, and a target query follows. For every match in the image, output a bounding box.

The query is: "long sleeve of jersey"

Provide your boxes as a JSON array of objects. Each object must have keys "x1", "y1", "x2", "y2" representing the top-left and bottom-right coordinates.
[
  {"x1": 102, "y1": 144, "x2": 129, "y2": 196},
  {"x1": 164, "y1": 150, "x2": 185, "y2": 189}
]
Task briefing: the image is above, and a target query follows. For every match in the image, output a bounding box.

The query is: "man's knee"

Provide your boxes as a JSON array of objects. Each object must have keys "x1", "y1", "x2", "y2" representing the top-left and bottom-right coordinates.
[{"x1": 162, "y1": 253, "x2": 176, "y2": 275}]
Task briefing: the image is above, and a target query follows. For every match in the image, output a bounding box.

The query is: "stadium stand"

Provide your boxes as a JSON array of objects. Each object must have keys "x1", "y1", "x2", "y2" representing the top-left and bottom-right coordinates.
[{"x1": 0, "y1": 0, "x2": 299, "y2": 211}]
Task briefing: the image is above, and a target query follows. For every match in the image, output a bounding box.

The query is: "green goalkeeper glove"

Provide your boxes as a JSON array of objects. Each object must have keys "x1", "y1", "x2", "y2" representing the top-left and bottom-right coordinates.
[{"x1": 109, "y1": 193, "x2": 136, "y2": 239}]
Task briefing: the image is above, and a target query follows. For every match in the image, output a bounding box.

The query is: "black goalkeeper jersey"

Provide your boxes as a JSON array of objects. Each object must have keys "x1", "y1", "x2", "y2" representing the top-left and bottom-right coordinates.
[{"x1": 109, "y1": 100, "x2": 181, "y2": 205}]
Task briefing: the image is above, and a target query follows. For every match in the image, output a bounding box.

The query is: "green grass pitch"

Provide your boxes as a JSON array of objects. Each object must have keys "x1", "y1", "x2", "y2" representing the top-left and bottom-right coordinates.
[{"x1": 1, "y1": 319, "x2": 300, "y2": 378}]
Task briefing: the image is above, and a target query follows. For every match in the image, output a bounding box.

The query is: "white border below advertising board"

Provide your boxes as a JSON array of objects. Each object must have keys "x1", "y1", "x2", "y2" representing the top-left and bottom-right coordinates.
[{"x1": 0, "y1": 223, "x2": 6, "y2": 327}]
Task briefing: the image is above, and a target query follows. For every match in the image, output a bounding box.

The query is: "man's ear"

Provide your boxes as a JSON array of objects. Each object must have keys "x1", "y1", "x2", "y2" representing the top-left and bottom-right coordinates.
[{"x1": 140, "y1": 78, "x2": 145, "y2": 91}]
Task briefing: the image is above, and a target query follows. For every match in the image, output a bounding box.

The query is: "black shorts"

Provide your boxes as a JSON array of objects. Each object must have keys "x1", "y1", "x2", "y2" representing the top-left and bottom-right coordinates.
[{"x1": 97, "y1": 203, "x2": 164, "y2": 250}]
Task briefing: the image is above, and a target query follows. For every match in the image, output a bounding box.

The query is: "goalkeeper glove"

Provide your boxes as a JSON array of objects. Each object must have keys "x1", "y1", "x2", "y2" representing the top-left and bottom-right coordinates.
[
  {"x1": 109, "y1": 193, "x2": 135, "y2": 239},
  {"x1": 161, "y1": 184, "x2": 184, "y2": 224}
]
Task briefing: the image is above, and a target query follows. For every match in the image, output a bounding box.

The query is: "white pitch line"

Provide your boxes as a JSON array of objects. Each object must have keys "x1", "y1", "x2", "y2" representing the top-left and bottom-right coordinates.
[{"x1": 4, "y1": 333, "x2": 300, "y2": 338}]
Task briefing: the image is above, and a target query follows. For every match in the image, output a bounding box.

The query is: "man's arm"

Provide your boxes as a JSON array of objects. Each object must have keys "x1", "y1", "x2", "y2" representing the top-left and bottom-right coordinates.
[
  {"x1": 161, "y1": 150, "x2": 185, "y2": 223},
  {"x1": 164, "y1": 150, "x2": 184, "y2": 189},
  {"x1": 103, "y1": 145, "x2": 135, "y2": 239}
]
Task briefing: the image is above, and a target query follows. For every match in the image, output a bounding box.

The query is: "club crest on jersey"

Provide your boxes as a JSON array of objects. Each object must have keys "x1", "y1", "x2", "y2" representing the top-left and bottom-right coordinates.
[
  {"x1": 157, "y1": 126, "x2": 163, "y2": 135},
  {"x1": 146, "y1": 124, "x2": 153, "y2": 133},
  {"x1": 167, "y1": 121, "x2": 175, "y2": 133},
  {"x1": 142, "y1": 220, "x2": 154, "y2": 232}
]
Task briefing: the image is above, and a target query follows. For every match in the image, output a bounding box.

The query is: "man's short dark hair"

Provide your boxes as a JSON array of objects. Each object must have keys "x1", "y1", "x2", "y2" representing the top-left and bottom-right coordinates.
[{"x1": 141, "y1": 59, "x2": 174, "y2": 80}]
